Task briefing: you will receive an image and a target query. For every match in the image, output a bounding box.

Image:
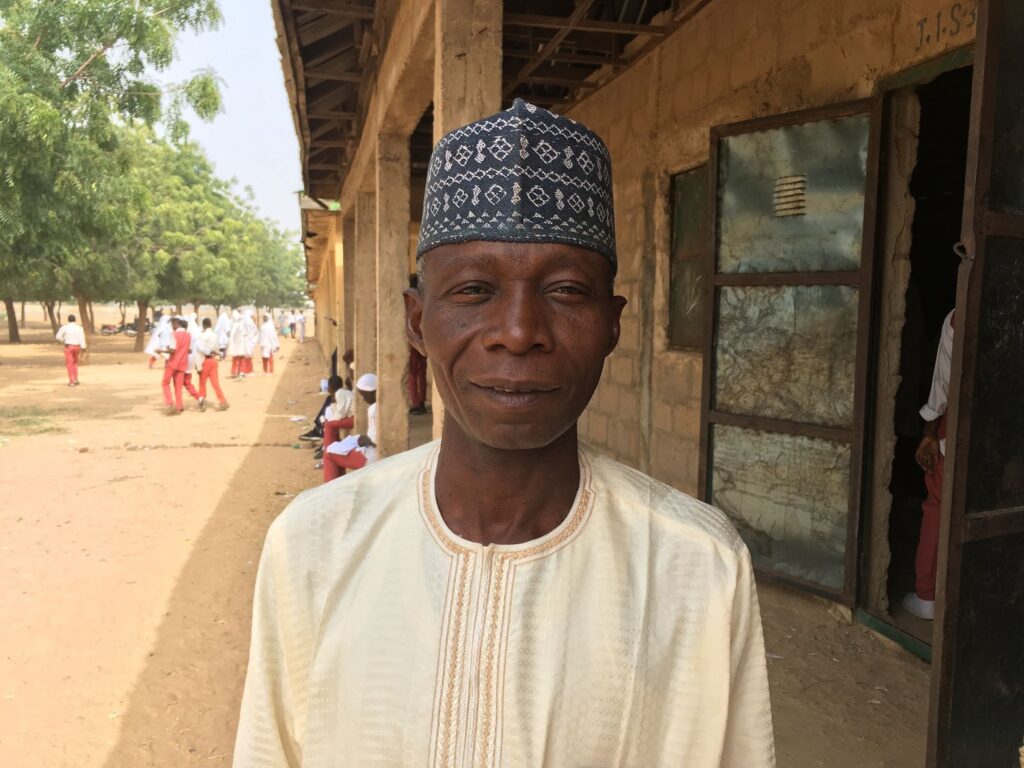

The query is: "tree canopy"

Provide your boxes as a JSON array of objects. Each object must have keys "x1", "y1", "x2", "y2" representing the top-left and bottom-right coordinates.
[{"x1": 0, "y1": 1, "x2": 307, "y2": 343}]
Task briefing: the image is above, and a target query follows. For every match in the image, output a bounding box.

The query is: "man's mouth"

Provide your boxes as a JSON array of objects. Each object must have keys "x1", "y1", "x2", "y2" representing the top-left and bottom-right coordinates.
[{"x1": 471, "y1": 380, "x2": 559, "y2": 406}]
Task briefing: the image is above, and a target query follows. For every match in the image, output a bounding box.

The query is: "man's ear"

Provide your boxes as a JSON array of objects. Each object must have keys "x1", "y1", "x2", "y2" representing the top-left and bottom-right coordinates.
[
  {"x1": 606, "y1": 294, "x2": 628, "y2": 356},
  {"x1": 403, "y1": 288, "x2": 426, "y2": 356}
]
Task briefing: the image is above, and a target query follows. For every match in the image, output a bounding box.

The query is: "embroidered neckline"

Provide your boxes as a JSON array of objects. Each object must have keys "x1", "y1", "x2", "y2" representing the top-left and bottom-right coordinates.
[{"x1": 418, "y1": 444, "x2": 594, "y2": 560}]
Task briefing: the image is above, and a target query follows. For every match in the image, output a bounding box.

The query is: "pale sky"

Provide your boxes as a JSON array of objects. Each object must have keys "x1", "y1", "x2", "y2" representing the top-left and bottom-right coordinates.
[{"x1": 159, "y1": 0, "x2": 303, "y2": 234}]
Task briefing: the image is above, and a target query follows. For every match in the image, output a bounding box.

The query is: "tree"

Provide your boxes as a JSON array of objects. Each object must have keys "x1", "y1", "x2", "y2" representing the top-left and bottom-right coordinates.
[{"x1": 0, "y1": 0, "x2": 223, "y2": 341}]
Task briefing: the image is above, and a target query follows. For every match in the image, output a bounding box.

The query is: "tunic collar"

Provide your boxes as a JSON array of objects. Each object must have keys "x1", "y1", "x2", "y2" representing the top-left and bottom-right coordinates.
[{"x1": 418, "y1": 444, "x2": 594, "y2": 560}]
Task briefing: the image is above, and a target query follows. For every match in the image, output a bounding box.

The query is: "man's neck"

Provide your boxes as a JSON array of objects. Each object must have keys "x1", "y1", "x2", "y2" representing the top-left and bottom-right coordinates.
[{"x1": 434, "y1": 423, "x2": 581, "y2": 547}]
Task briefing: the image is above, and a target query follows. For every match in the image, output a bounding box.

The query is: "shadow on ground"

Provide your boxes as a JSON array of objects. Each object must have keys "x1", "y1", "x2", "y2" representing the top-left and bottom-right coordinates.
[{"x1": 100, "y1": 342, "x2": 327, "y2": 767}]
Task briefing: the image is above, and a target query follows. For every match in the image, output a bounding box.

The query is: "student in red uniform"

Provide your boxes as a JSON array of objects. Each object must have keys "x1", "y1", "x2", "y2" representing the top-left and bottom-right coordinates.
[
  {"x1": 162, "y1": 316, "x2": 198, "y2": 415},
  {"x1": 55, "y1": 314, "x2": 87, "y2": 386}
]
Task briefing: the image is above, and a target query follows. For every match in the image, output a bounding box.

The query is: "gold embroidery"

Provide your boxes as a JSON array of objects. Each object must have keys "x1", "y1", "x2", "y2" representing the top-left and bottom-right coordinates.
[{"x1": 421, "y1": 450, "x2": 596, "y2": 767}]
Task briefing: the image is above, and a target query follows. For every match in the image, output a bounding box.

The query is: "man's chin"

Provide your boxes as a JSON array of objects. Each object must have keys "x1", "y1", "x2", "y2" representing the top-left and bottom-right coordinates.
[{"x1": 470, "y1": 421, "x2": 577, "y2": 452}]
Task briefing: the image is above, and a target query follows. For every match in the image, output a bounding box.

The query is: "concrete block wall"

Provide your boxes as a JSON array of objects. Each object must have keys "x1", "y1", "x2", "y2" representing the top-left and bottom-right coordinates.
[{"x1": 568, "y1": 0, "x2": 976, "y2": 495}]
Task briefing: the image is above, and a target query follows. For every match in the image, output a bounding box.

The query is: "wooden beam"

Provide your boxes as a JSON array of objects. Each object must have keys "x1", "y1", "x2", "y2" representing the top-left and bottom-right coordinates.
[
  {"x1": 308, "y1": 109, "x2": 358, "y2": 119},
  {"x1": 521, "y1": 75, "x2": 600, "y2": 89},
  {"x1": 503, "y1": 0, "x2": 598, "y2": 98},
  {"x1": 305, "y1": 67, "x2": 364, "y2": 82},
  {"x1": 504, "y1": 13, "x2": 669, "y2": 37},
  {"x1": 291, "y1": 1, "x2": 374, "y2": 20},
  {"x1": 297, "y1": 14, "x2": 354, "y2": 47},
  {"x1": 503, "y1": 48, "x2": 627, "y2": 67},
  {"x1": 310, "y1": 121, "x2": 341, "y2": 139}
]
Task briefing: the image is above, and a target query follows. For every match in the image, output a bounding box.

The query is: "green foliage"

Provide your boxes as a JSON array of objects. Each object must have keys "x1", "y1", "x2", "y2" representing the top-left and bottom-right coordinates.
[{"x1": 0, "y1": 0, "x2": 223, "y2": 297}]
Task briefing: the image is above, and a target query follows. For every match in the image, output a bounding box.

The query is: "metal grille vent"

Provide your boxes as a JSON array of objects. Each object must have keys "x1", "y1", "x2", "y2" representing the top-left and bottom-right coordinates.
[{"x1": 774, "y1": 174, "x2": 807, "y2": 217}]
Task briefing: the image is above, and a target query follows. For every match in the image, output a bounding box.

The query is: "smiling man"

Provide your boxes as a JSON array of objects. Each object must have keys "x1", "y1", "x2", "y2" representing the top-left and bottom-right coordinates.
[{"x1": 235, "y1": 100, "x2": 775, "y2": 767}]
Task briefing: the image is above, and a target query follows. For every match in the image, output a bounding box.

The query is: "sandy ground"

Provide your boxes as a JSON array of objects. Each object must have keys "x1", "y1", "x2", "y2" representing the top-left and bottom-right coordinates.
[{"x1": 0, "y1": 308, "x2": 929, "y2": 767}]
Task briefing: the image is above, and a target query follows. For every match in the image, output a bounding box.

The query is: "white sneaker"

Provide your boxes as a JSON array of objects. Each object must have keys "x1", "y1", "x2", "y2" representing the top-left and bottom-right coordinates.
[{"x1": 902, "y1": 593, "x2": 935, "y2": 620}]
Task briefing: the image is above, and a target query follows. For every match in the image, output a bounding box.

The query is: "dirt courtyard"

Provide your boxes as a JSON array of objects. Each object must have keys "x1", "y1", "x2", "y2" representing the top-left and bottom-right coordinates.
[{"x1": 0, "y1": 309, "x2": 930, "y2": 767}]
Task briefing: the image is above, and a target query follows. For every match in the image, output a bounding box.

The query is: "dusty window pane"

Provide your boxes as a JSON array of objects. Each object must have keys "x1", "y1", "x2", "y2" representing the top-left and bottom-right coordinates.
[
  {"x1": 711, "y1": 424, "x2": 850, "y2": 590},
  {"x1": 669, "y1": 165, "x2": 708, "y2": 349},
  {"x1": 714, "y1": 285, "x2": 858, "y2": 428},
  {"x1": 717, "y1": 113, "x2": 870, "y2": 273}
]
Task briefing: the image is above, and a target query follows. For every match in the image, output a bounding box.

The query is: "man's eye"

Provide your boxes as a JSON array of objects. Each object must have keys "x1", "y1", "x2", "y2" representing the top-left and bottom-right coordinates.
[
  {"x1": 455, "y1": 285, "x2": 488, "y2": 296},
  {"x1": 550, "y1": 285, "x2": 586, "y2": 296}
]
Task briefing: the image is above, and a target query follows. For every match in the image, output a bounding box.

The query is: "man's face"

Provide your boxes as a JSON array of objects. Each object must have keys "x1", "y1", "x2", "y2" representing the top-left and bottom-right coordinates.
[{"x1": 405, "y1": 241, "x2": 626, "y2": 450}]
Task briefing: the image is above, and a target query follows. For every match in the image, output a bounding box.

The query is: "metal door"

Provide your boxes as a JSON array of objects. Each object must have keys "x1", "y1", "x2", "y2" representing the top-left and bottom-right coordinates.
[
  {"x1": 700, "y1": 101, "x2": 882, "y2": 604},
  {"x1": 928, "y1": 1, "x2": 1024, "y2": 764}
]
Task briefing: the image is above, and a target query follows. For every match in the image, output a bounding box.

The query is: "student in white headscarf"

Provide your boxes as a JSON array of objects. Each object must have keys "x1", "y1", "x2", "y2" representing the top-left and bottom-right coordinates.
[
  {"x1": 241, "y1": 309, "x2": 259, "y2": 376},
  {"x1": 227, "y1": 310, "x2": 247, "y2": 378},
  {"x1": 214, "y1": 310, "x2": 232, "y2": 360},
  {"x1": 259, "y1": 312, "x2": 281, "y2": 374},
  {"x1": 144, "y1": 312, "x2": 172, "y2": 369}
]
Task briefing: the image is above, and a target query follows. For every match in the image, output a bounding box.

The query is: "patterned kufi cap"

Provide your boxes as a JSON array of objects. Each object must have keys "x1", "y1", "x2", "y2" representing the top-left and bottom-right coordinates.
[{"x1": 416, "y1": 98, "x2": 616, "y2": 273}]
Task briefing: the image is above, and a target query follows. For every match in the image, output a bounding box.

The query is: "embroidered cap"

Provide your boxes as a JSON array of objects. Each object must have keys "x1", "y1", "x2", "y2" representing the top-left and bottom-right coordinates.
[{"x1": 416, "y1": 98, "x2": 617, "y2": 273}]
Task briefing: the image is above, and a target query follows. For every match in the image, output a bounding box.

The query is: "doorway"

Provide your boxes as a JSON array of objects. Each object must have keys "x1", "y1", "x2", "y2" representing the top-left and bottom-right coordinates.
[{"x1": 880, "y1": 66, "x2": 972, "y2": 643}]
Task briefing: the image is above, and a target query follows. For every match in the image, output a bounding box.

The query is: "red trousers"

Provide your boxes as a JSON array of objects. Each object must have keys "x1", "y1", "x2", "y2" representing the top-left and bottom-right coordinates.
[
  {"x1": 231, "y1": 356, "x2": 252, "y2": 377},
  {"x1": 322, "y1": 416, "x2": 360, "y2": 482},
  {"x1": 63, "y1": 345, "x2": 81, "y2": 384},
  {"x1": 916, "y1": 453, "x2": 945, "y2": 600},
  {"x1": 262, "y1": 354, "x2": 274, "y2": 373},
  {"x1": 199, "y1": 357, "x2": 227, "y2": 404},
  {"x1": 162, "y1": 366, "x2": 199, "y2": 410},
  {"x1": 408, "y1": 348, "x2": 427, "y2": 408}
]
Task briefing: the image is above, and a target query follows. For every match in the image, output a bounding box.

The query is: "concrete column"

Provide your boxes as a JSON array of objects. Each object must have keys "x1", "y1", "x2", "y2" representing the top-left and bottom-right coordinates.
[
  {"x1": 333, "y1": 229, "x2": 344, "y2": 366},
  {"x1": 431, "y1": 0, "x2": 503, "y2": 437},
  {"x1": 354, "y1": 191, "x2": 377, "y2": 434},
  {"x1": 376, "y1": 133, "x2": 411, "y2": 457},
  {"x1": 342, "y1": 217, "x2": 355, "y2": 358},
  {"x1": 433, "y1": 0, "x2": 503, "y2": 141}
]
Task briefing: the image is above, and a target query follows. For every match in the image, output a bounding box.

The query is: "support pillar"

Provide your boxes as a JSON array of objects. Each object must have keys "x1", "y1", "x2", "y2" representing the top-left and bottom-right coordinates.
[
  {"x1": 354, "y1": 191, "x2": 377, "y2": 434},
  {"x1": 431, "y1": 0, "x2": 503, "y2": 438},
  {"x1": 342, "y1": 217, "x2": 356, "y2": 358},
  {"x1": 333, "y1": 227, "x2": 344, "y2": 368},
  {"x1": 376, "y1": 134, "x2": 412, "y2": 457}
]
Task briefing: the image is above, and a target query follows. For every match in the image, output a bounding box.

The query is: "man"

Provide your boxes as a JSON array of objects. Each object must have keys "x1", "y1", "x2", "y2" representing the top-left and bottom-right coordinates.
[
  {"x1": 288, "y1": 309, "x2": 297, "y2": 339},
  {"x1": 197, "y1": 317, "x2": 229, "y2": 412},
  {"x1": 236, "y1": 100, "x2": 774, "y2": 767},
  {"x1": 906, "y1": 309, "x2": 955, "y2": 621},
  {"x1": 259, "y1": 312, "x2": 280, "y2": 374},
  {"x1": 320, "y1": 373, "x2": 375, "y2": 482},
  {"x1": 161, "y1": 316, "x2": 198, "y2": 415},
  {"x1": 55, "y1": 314, "x2": 86, "y2": 386},
  {"x1": 295, "y1": 310, "x2": 306, "y2": 343}
]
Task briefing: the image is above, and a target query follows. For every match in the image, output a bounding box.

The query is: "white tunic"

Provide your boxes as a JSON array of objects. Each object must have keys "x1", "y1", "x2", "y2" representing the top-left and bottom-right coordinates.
[
  {"x1": 259, "y1": 320, "x2": 280, "y2": 358},
  {"x1": 234, "y1": 442, "x2": 775, "y2": 768}
]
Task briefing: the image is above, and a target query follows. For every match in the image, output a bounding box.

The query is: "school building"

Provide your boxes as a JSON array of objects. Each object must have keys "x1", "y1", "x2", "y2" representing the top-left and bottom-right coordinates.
[{"x1": 272, "y1": 1, "x2": 1024, "y2": 764}]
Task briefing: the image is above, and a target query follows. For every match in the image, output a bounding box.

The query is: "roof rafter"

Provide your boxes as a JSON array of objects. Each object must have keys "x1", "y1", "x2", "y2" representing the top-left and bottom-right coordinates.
[
  {"x1": 503, "y1": 0, "x2": 598, "y2": 98},
  {"x1": 504, "y1": 13, "x2": 669, "y2": 37},
  {"x1": 291, "y1": 1, "x2": 374, "y2": 19}
]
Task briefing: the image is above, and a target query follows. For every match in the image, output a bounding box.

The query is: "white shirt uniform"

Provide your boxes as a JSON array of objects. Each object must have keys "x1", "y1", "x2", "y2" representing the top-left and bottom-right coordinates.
[
  {"x1": 323, "y1": 388, "x2": 355, "y2": 424},
  {"x1": 197, "y1": 328, "x2": 220, "y2": 358},
  {"x1": 355, "y1": 401, "x2": 378, "y2": 463},
  {"x1": 234, "y1": 442, "x2": 775, "y2": 768},
  {"x1": 55, "y1": 323, "x2": 86, "y2": 348},
  {"x1": 919, "y1": 310, "x2": 955, "y2": 455}
]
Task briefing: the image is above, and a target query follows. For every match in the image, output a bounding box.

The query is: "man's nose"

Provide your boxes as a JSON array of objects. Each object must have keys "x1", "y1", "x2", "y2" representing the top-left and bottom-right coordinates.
[{"x1": 480, "y1": 288, "x2": 554, "y2": 355}]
